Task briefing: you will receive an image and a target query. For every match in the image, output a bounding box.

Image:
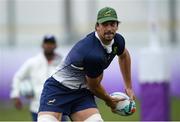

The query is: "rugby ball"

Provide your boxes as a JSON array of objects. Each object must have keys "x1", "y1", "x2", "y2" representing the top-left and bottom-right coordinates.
[
  {"x1": 110, "y1": 92, "x2": 136, "y2": 116},
  {"x1": 19, "y1": 80, "x2": 34, "y2": 98}
]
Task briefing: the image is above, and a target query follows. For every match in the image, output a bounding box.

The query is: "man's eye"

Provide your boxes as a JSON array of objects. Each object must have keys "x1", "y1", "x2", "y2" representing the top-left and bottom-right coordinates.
[
  {"x1": 102, "y1": 23, "x2": 108, "y2": 26},
  {"x1": 111, "y1": 23, "x2": 116, "y2": 26}
]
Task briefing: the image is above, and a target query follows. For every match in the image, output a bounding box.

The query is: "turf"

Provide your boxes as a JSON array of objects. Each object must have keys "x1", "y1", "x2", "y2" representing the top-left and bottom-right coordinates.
[{"x1": 0, "y1": 97, "x2": 179, "y2": 121}]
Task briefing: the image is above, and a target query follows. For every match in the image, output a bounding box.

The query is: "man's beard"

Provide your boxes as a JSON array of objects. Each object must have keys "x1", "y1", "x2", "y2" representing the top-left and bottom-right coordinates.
[
  {"x1": 44, "y1": 51, "x2": 54, "y2": 56},
  {"x1": 104, "y1": 32, "x2": 115, "y2": 41}
]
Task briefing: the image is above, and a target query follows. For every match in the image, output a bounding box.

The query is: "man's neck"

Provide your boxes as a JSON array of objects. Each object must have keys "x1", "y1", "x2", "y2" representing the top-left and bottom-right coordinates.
[
  {"x1": 44, "y1": 53, "x2": 55, "y2": 61},
  {"x1": 101, "y1": 39, "x2": 111, "y2": 45},
  {"x1": 95, "y1": 32, "x2": 113, "y2": 46}
]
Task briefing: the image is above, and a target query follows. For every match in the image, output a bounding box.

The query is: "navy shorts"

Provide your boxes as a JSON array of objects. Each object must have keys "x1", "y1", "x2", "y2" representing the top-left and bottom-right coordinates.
[{"x1": 38, "y1": 77, "x2": 97, "y2": 115}]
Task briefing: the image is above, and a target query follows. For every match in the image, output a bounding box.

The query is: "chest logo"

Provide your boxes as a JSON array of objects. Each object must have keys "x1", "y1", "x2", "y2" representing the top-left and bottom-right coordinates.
[{"x1": 113, "y1": 46, "x2": 118, "y2": 54}]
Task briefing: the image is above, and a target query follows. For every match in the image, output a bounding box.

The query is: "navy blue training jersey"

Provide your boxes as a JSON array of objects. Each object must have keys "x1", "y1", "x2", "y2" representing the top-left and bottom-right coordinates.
[{"x1": 52, "y1": 32, "x2": 125, "y2": 89}]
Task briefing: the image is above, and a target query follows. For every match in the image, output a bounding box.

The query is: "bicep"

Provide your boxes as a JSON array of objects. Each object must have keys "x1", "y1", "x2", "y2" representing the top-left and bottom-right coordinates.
[
  {"x1": 116, "y1": 35, "x2": 125, "y2": 56},
  {"x1": 118, "y1": 48, "x2": 130, "y2": 60},
  {"x1": 86, "y1": 74, "x2": 103, "y2": 88},
  {"x1": 84, "y1": 57, "x2": 103, "y2": 78},
  {"x1": 14, "y1": 61, "x2": 32, "y2": 80}
]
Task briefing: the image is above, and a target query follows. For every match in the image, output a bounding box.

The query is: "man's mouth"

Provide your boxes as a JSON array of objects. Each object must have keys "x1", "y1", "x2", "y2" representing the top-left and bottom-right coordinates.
[{"x1": 105, "y1": 32, "x2": 114, "y2": 36}]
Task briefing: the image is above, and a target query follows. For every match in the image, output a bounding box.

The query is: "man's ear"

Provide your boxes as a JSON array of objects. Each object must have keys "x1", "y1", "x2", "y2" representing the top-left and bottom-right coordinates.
[
  {"x1": 54, "y1": 44, "x2": 57, "y2": 49},
  {"x1": 95, "y1": 22, "x2": 99, "y2": 31},
  {"x1": 41, "y1": 43, "x2": 44, "y2": 48}
]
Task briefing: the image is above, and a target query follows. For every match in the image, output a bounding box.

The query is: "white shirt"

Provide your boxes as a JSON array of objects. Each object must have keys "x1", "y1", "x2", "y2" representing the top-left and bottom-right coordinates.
[{"x1": 10, "y1": 52, "x2": 62, "y2": 113}]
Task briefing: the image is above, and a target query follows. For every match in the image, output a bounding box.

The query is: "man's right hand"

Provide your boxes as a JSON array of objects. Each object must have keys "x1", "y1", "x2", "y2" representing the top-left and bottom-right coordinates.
[
  {"x1": 13, "y1": 98, "x2": 23, "y2": 110},
  {"x1": 105, "y1": 96, "x2": 125, "y2": 112}
]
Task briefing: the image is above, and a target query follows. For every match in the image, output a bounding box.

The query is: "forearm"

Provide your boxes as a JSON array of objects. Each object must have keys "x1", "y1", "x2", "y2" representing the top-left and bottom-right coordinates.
[
  {"x1": 86, "y1": 76, "x2": 111, "y2": 102},
  {"x1": 119, "y1": 49, "x2": 132, "y2": 89},
  {"x1": 10, "y1": 78, "x2": 21, "y2": 98},
  {"x1": 11, "y1": 67, "x2": 29, "y2": 98},
  {"x1": 91, "y1": 84, "x2": 111, "y2": 102}
]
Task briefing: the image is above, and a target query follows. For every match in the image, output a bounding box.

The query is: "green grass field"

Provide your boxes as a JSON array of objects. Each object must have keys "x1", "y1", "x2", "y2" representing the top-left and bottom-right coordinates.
[{"x1": 0, "y1": 97, "x2": 180, "y2": 121}]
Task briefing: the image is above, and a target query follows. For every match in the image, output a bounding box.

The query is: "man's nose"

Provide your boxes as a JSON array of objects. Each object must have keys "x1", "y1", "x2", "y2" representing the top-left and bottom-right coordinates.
[{"x1": 106, "y1": 24, "x2": 113, "y2": 30}]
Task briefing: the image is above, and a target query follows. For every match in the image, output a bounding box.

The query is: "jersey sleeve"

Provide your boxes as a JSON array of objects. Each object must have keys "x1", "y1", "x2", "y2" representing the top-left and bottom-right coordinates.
[
  {"x1": 84, "y1": 56, "x2": 103, "y2": 78},
  {"x1": 10, "y1": 59, "x2": 32, "y2": 98},
  {"x1": 116, "y1": 34, "x2": 125, "y2": 56}
]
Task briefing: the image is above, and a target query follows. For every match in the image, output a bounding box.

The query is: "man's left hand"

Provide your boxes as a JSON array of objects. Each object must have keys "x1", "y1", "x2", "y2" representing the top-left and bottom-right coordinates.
[{"x1": 125, "y1": 88, "x2": 135, "y2": 101}]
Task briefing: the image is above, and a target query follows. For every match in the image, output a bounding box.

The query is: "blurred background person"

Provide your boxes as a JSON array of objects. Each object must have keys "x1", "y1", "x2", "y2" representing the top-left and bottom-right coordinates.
[{"x1": 10, "y1": 35, "x2": 65, "y2": 121}]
